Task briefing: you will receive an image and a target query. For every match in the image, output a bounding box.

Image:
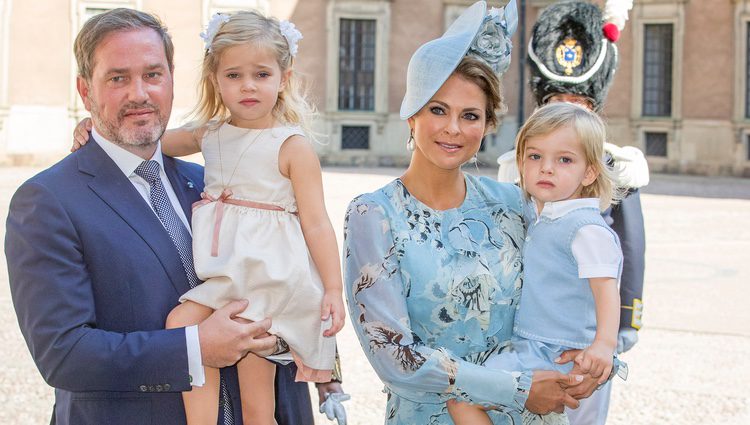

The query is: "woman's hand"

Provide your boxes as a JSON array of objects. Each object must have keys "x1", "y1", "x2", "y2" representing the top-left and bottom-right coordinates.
[
  {"x1": 525, "y1": 370, "x2": 582, "y2": 414},
  {"x1": 321, "y1": 290, "x2": 345, "y2": 337},
  {"x1": 72, "y1": 118, "x2": 92, "y2": 152},
  {"x1": 555, "y1": 349, "x2": 600, "y2": 399},
  {"x1": 574, "y1": 341, "x2": 614, "y2": 384}
]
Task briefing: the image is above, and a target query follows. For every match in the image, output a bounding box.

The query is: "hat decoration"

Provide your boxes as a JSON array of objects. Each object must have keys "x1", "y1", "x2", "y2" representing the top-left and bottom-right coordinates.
[
  {"x1": 527, "y1": 1, "x2": 633, "y2": 111},
  {"x1": 400, "y1": 0, "x2": 518, "y2": 119},
  {"x1": 468, "y1": 4, "x2": 518, "y2": 75}
]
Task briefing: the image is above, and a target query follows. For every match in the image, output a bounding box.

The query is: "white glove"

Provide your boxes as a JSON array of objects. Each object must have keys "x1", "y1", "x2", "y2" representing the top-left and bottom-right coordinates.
[
  {"x1": 319, "y1": 392, "x2": 351, "y2": 425},
  {"x1": 617, "y1": 328, "x2": 639, "y2": 353},
  {"x1": 604, "y1": 142, "x2": 650, "y2": 189},
  {"x1": 496, "y1": 150, "x2": 520, "y2": 183}
]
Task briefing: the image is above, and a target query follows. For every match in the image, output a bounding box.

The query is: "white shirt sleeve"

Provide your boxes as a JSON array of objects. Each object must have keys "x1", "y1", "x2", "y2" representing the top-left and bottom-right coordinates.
[
  {"x1": 571, "y1": 225, "x2": 623, "y2": 280},
  {"x1": 185, "y1": 325, "x2": 205, "y2": 387},
  {"x1": 496, "y1": 150, "x2": 520, "y2": 183}
]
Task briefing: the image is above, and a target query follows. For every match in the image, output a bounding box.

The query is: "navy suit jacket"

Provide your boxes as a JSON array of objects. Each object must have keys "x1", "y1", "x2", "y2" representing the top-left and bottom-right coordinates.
[{"x1": 5, "y1": 140, "x2": 241, "y2": 425}]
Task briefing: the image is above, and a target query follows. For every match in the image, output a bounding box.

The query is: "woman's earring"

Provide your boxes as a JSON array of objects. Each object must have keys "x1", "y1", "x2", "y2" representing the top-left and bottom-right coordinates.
[
  {"x1": 406, "y1": 129, "x2": 415, "y2": 152},
  {"x1": 468, "y1": 154, "x2": 478, "y2": 164}
]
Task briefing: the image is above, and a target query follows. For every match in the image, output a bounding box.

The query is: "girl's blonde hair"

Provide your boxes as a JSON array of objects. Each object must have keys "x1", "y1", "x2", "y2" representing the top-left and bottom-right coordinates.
[
  {"x1": 190, "y1": 10, "x2": 316, "y2": 137},
  {"x1": 515, "y1": 102, "x2": 621, "y2": 210}
]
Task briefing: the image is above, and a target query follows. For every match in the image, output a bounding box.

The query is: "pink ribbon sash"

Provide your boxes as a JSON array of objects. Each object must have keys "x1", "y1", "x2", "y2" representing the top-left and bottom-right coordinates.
[{"x1": 192, "y1": 188, "x2": 287, "y2": 257}]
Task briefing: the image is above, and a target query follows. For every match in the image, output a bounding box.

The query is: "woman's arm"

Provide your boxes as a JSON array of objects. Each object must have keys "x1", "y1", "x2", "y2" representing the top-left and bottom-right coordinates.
[
  {"x1": 281, "y1": 136, "x2": 345, "y2": 337},
  {"x1": 343, "y1": 197, "x2": 532, "y2": 410}
]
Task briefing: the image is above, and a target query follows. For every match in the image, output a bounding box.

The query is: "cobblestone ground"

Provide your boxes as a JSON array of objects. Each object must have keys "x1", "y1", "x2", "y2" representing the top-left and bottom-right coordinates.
[{"x1": 1, "y1": 166, "x2": 749, "y2": 424}]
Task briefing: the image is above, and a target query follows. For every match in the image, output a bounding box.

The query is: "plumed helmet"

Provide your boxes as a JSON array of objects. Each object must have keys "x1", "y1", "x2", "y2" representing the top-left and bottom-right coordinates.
[{"x1": 527, "y1": 1, "x2": 625, "y2": 112}]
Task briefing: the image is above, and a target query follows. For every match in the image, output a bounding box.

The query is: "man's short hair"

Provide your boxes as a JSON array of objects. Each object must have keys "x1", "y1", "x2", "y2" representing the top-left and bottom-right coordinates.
[{"x1": 74, "y1": 8, "x2": 174, "y2": 80}]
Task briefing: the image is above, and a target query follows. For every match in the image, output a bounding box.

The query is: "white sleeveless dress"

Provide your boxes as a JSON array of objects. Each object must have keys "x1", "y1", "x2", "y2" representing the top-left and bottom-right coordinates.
[{"x1": 180, "y1": 123, "x2": 335, "y2": 381}]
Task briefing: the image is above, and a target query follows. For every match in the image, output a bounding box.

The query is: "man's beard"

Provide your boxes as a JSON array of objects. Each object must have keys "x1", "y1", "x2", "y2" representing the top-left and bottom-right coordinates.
[{"x1": 90, "y1": 100, "x2": 168, "y2": 148}]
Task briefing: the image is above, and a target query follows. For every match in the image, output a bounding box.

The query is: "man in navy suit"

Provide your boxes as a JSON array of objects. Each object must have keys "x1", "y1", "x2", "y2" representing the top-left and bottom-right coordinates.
[{"x1": 5, "y1": 8, "x2": 278, "y2": 425}]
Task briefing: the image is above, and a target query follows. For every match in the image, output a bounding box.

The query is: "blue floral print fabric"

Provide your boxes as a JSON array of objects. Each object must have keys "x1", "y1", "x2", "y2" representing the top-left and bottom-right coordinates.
[{"x1": 344, "y1": 174, "x2": 532, "y2": 424}]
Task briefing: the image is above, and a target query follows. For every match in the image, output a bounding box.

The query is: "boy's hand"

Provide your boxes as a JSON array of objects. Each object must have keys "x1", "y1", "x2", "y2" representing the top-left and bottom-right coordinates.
[
  {"x1": 72, "y1": 118, "x2": 92, "y2": 152},
  {"x1": 321, "y1": 290, "x2": 345, "y2": 337},
  {"x1": 574, "y1": 341, "x2": 614, "y2": 384}
]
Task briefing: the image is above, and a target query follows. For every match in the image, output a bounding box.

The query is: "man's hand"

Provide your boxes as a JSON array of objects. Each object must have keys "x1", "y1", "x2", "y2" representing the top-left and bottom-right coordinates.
[
  {"x1": 198, "y1": 300, "x2": 276, "y2": 368},
  {"x1": 556, "y1": 349, "x2": 599, "y2": 399},
  {"x1": 525, "y1": 370, "x2": 582, "y2": 414}
]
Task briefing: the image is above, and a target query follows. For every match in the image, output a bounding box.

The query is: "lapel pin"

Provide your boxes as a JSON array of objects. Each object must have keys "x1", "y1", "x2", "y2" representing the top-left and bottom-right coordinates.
[{"x1": 187, "y1": 181, "x2": 195, "y2": 189}]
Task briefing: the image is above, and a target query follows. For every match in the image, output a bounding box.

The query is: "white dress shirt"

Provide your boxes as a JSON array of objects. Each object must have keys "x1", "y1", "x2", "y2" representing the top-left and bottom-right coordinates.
[
  {"x1": 534, "y1": 197, "x2": 622, "y2": 280},
  {"x1": 91, "y1": 128, "x2": 205, "y2": 386}
]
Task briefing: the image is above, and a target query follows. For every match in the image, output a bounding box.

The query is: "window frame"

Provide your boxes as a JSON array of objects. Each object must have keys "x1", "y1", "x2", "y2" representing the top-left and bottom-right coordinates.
[
  {"x1": 337, "y1": 18, "x2": 377, "y2": 112},
  {"x1": 631, "y1": 4, "x2": 683, "y2": 121},
  {"x1": 644, "y1": 131, "x2": 669, "y2": 157},
  {"x1": 641, "y1": 23, "x2": 674, "y2": 118},
  {"x1": 340, "y1": 124, "x2": 371, "y2": 150},
  {"x1": 325, "y1": 1, "x2": 390, "y2": 116},
  {"x1": 630, "y1": 1, "x2": 685, "y2": 163}
]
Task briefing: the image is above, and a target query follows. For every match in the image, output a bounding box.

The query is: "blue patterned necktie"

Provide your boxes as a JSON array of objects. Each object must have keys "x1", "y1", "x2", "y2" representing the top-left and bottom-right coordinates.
[
  {"x1": 134, "y1": 160, "x2": 200, "y2": 289},
  {"x1": 134, "y1": 160, "x2": 234, "y2": 424}
]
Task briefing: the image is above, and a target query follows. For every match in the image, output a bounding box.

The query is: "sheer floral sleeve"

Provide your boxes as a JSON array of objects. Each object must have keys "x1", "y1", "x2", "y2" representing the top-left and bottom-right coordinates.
[{"x1": 343, "y1": 190, "x2": 531, "y2": 412}]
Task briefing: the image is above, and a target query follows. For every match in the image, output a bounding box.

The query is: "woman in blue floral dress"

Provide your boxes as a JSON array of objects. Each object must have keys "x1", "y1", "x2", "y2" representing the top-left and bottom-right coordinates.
[{"x1": 343, "y1": 2, "x2": 587, "y2": 424}]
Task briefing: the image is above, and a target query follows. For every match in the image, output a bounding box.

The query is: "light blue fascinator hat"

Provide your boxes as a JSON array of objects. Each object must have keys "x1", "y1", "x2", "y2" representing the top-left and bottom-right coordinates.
[{"x1": 399, "y1": 0, "x2": 518, "y2": 120}]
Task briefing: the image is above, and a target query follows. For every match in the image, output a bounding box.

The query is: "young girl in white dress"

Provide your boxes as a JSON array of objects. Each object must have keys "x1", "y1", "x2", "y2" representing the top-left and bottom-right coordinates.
[
  {"x1": 76, "y1": 10, "x2": 343, "y2": 425},
  {"x1": 448, "y1": 103, "x2": 625, "y2": 425}
]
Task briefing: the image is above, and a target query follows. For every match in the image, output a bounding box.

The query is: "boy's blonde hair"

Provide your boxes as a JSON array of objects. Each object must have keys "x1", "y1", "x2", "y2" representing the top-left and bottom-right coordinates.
[
  {"x1": 190, "y1": 10, "x2": 315, "y2": 137},
  {"x1": 515, "y1": 102, "x2": 620, "y2": 210}
]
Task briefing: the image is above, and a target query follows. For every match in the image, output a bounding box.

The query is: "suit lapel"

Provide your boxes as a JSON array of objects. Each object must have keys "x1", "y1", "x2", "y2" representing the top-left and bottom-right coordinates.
[
  {"x1": 163, "y1": 155, "x2": 200, "y2": 223},
  {"x1": 77, "y1": 140, "x2": 191, "y2": 296}
]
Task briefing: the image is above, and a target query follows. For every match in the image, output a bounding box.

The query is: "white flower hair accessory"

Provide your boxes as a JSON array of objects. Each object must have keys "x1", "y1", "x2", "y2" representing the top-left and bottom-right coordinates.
[
  {"x1": 467, "y1": 0, "x2": 518, "y2": 75},
  {"x1": 200, "y1": 13, "x2": 230, "y2": 52},
  {"x1": 279, "y1": 20, "x2": 303, "y2": 57}
]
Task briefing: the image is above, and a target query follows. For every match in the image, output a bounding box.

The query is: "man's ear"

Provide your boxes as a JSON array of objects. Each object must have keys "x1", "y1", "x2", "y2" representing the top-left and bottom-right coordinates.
[{"x1": 76, "y1": 76, "x2": 92, "y2": 112}]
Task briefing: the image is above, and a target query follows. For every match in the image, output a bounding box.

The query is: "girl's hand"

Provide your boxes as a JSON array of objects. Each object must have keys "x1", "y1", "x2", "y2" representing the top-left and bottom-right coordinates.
[
  {"x1": 321, "y1": 290, "x2": 345, "y2": 337},
  {"x1": 574, "y1": 341, "x2": 614, "y2": 384},
  {"x1": 72, "y1": 118, "x2": 93, "y2": 152},
  {"x1": 525, "y1": 370, "x2": 582, "y2": 414}
]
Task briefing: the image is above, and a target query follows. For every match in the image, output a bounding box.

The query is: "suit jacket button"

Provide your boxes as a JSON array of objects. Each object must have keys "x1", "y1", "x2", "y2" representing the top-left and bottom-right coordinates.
[
  {"x1": 156, "y1": 384, "x2": 163, "y2": 392},
  {"x1": 164, "y1": 383, "x2": 171, "y2": 391},
  {"x1": 139, "y1": 385, "x2": 148, "y2": 392}
]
